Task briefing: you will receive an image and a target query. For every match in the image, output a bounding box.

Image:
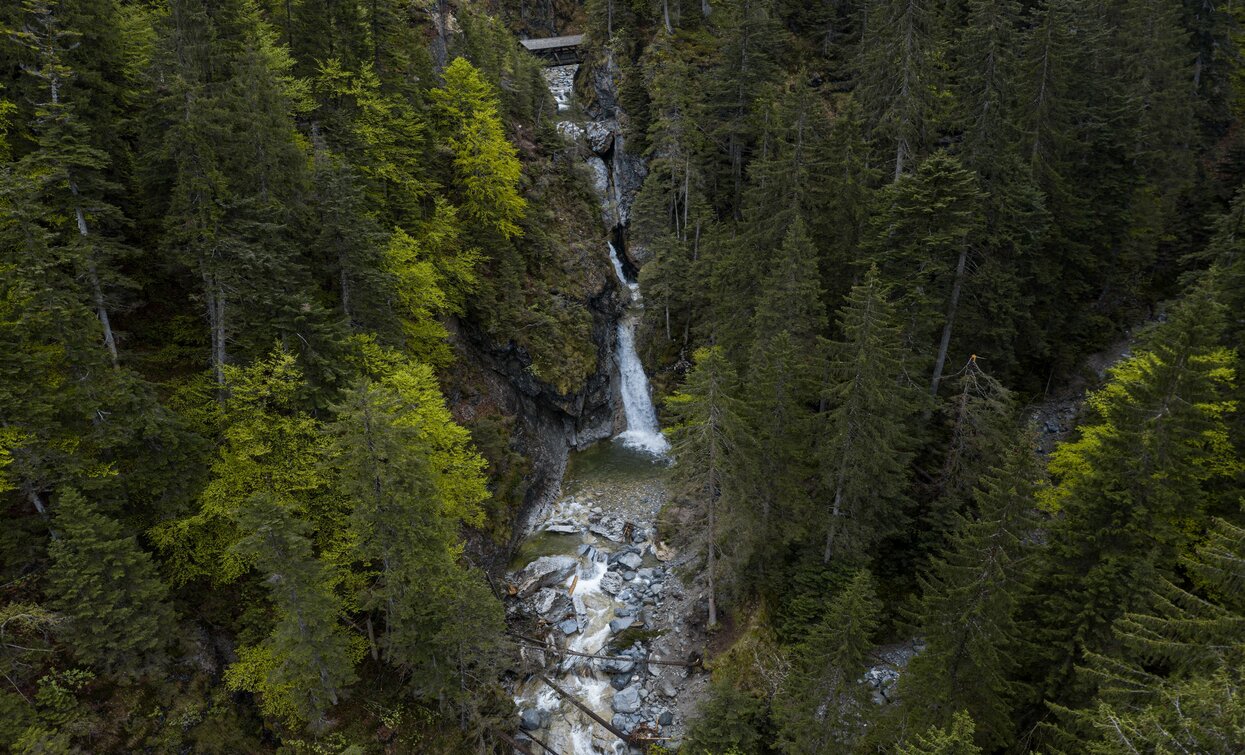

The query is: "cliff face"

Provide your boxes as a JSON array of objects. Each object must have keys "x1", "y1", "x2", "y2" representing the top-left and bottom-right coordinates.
[{"x1": 447, "y1": 41, "x2": 655, "y2": 572}]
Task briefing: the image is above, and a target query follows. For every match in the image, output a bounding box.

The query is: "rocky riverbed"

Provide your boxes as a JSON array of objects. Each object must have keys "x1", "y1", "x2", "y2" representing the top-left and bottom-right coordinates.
[{"x1": 507, "y1": 443, "x2": 709, "y2": 753}]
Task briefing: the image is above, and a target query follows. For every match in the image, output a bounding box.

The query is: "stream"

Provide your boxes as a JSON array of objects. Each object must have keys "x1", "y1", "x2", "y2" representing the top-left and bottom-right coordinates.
[
  {"x1": 509, "y1": 245, "x2": 675, "y2": 753},
  {"x1": 510, "y1": 64, "x2": 678, "y2": 754}
]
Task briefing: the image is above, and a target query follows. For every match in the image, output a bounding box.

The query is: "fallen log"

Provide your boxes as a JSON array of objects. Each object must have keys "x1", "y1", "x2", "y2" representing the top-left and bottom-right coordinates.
[
  {"x1": 536, "y1": 673, "x2": 631, "y2": 743},
  {"x1": 508, "y1": 631, "x2": 702, "y2": 668}
]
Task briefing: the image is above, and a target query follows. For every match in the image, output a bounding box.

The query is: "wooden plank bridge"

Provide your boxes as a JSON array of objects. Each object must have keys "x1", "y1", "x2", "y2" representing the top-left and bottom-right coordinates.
[{"x1": 519, "y1": 34, "x2": 585, "y2": 66}]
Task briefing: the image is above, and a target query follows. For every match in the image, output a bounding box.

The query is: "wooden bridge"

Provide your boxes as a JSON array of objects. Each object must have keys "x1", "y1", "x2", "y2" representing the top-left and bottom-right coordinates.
[{"x1": 520, "y1": 34, "x2": 585, "y2": 66}]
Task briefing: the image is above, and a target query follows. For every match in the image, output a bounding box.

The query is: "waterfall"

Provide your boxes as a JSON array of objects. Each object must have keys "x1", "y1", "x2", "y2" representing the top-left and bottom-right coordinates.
[{"x1": 608, "y1": 243, "x2": 670, "y2": 455}]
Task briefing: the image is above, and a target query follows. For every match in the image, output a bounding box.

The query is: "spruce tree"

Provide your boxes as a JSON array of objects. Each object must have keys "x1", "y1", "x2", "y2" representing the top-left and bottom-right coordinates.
[
  {"x1": 45, "y1": 489, "x2": 176, "y2": 681},
  {"x1": 1052, "y1": 515, "x2": 1245, "y2": 753},
  {"x1": 862, "y1": 151, "x2": 983, "y2": 397},
  {"x1": 13, "y1": 0, "x2": 130, "y2": 365},
  {"x1": 856, "y1": 0, "x2": 944, "y2": 180},
  {"x1": 667, "y1": 346, "x2": 744, "y2": 627},
  {"x1": 897, "y1": 711, "x2": 983, "y2": 755},
  {"x1": 735, "y1": 218, "x2": 828, "y2": 575},
  {"x1": 1035, "y1": 277, "x2": 1238, "y2": 707},
  {"x1": 819, "y1": 266, "x2": 916, "y2": 564},
  {"x1": 329, "y1": 378, "x2": 502, "y2": 708},
  {"x1": 899, "y1": 439, "x2": 1041, "y2": 749},
  {"x1": 773, "y1": 570, "x2": 881, "y2": 753},
  {"x1": 226, "y1": 493, "x2": 358, "y2": 729}
]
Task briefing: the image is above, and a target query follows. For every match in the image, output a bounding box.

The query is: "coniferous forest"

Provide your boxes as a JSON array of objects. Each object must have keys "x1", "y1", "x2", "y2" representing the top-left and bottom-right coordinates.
[{"x1": 2, "y1": 0, "x2": 1245, "y2": 753}]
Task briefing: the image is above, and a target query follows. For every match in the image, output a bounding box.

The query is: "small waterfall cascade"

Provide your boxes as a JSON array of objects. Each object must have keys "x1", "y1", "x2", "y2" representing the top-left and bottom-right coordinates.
[{"x1": 608, "y1": 243, "x2": 670, "y2": 455}]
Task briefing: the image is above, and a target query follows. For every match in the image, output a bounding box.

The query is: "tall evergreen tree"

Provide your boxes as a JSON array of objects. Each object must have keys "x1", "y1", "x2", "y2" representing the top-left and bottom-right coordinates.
[
  {"x1": 856, "y1": 0, "x2": 944, "y2": 179},
  {"x1": 819, "y1": 266, "x2": 917, "y2": 564},
  {"x1": 897, "y1": 711, "x2": 983, "y2": 755},
  {"x1": 13, "y1": 0, "x2": 130, "y2": 365},
  {"x1": 329, "y1": 377, "x2": 502, "y2": 708},
  {"x1": 899, "y1": 439, "x2": 1041, "y2": 749},
  {"x1": 225, "y1": 493, "x2": 358, "y2": 729},
  {"x1": 773, "y1": 570, "x2": 881, "y2": 753},
  {"x1": 1034, "y1": 277, "x2": 1238, "y2": 708},
  {"x1": 45, "y1": 489, "x2": 176, "y2": 680},
  {"x1": 667, "y1": 346, "x2": 744, "y2": 627},
  {"x1": 862, "y1": 151, "x2": 983, "y2": 397}
]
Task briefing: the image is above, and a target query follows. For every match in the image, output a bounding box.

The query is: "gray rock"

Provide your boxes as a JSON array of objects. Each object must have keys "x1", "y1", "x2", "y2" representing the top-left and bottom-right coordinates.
[
  {"x1": 585, "y1": 121, "x2": 615, "y2": 155},
  {"x1": 586, "y1": 157, "x2": 610, "y2": 200},
  {"x1": 615, "y1": 606, "x2": 634, "y2": 618},
  {"x1": 600, "y1": 571, "x2": 624, "y2": 596},
  {"x1": 658, "y1": 710, "x2": 674, "y2": 726},
  {"x1": 531, "y1": 588, "x2": 572, "y2": 622},
  {"x1": 616, "y1": 551, "x2": 643, "y2": 570},
  {"x1": 519, "y1": 708, "x2": 543, "y2": 731},
  {"x1": 512, "y1": 556, "x2": 576, "y2": 598},
  {"x1": 636, "y1": 568, "x2": 655, "y2": 580},
  {"x1": 545, "y1": 522, "x2": 580, "y2": 534},
  {"x1": 558, "y1": 618, "x2": 579, "y2": 635},
  {"x1": 601, "y1": 657, "x2": 635, "y2": 674},
  {"x1": 610, "y1": 673, "x2": 632, "y2": 690},
  {"x1": 612, "y1": 686, "x2": 642, "y2": 714},
  {"x1": 659, "y1": 678, "x2": 677, "y2": 698},
  {"x1": 623, "y1": 570, "x2": 637, "y2": 581},
  {"x1": 609, "y1": 616, "x2": 635, "y2": 634},
  {"x1": 589, "y1": 514, "x2": 627, "y2": 542}
]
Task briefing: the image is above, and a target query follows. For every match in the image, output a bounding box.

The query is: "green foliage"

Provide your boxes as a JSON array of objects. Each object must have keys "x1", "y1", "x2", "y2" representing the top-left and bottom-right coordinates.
[
  {"x1": 898, "y1": 440, "x2": 1042, "y2": 749},
  {"x1": 430, "y1": 57, "x2": 525, "y2": 241},
  {"x1": 897, "y1": 711, "x2": 983, "y2": 755},
  {"x1": 773, "y1": 570, "x2": 881, "y2": 753},
  {"x1": 46, "y1": 489, "x2": 175, "y2": 680},
  {"x1": 819, "y1": 266, "x2": 918, "y2": 565},
  {"x1": 225, "y1": 494, "x2": 360, "y2": 728},
  {"x1": 1035, "y1": 278, "x2": 1239, "y2": 709}
]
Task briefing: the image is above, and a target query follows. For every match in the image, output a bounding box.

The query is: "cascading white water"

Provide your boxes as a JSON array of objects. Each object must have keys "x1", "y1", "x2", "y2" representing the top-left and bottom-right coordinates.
[{"x1": 608, "y1": 243, "x2": 670, "y2": 455}]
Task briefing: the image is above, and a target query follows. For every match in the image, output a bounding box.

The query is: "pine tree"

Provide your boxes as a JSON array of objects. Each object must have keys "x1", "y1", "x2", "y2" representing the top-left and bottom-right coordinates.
[
  {"x1": 225, "y1": 493, "x2": 358, "y2": 729},
  {"x1": 45, "y1": 489, "x2": 176, "y2": 680},
  {"x1": 819, "y1": 266, "x2": 917, "y2": 564},
  {"x1": 667, "y1": 346, "x2": 744, "y2": 627},
  {"x1": 1035, "y1": 277, "x2": 1238, "y2": 706},
  {"x1": 774, "y1": 570, "x2": 881, "y2": 753},
  {"x1": 899, "y1": 439, "x2": 1041, "y2": 749}
]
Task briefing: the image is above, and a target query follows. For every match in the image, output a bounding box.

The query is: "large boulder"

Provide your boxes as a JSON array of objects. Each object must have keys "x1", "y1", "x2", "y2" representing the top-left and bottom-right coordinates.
[
  {"x1": 512, "y1": 556, "x2": 576, "y2": 598},
  {"x1": 612, "y1": 550, "x2": 643, "y2": 570},
  {"x1": 609, "y1": 616, "x2": 635, "y2": 634},
  {"x1": 601, "y1": 656, "x2": 635, "y2": 674},
  {"x1": 612, "y1": 685, "x2": 641, "y2": 714},
  {"x1": 531, "y1": 588, "x2": 572, "y2": 622},
  {"x1": 600, "y1": 571, "x2": 624, "y2": 596},
  {"x1": 589, "y1": 514, "x2": 627, "y2": 542},
  {"x1": 519, "y1": 708, "x2": 543, "y2": 731},
  {"x1": 586, "y1": 121, "x2": 616, "y2": 155}
]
